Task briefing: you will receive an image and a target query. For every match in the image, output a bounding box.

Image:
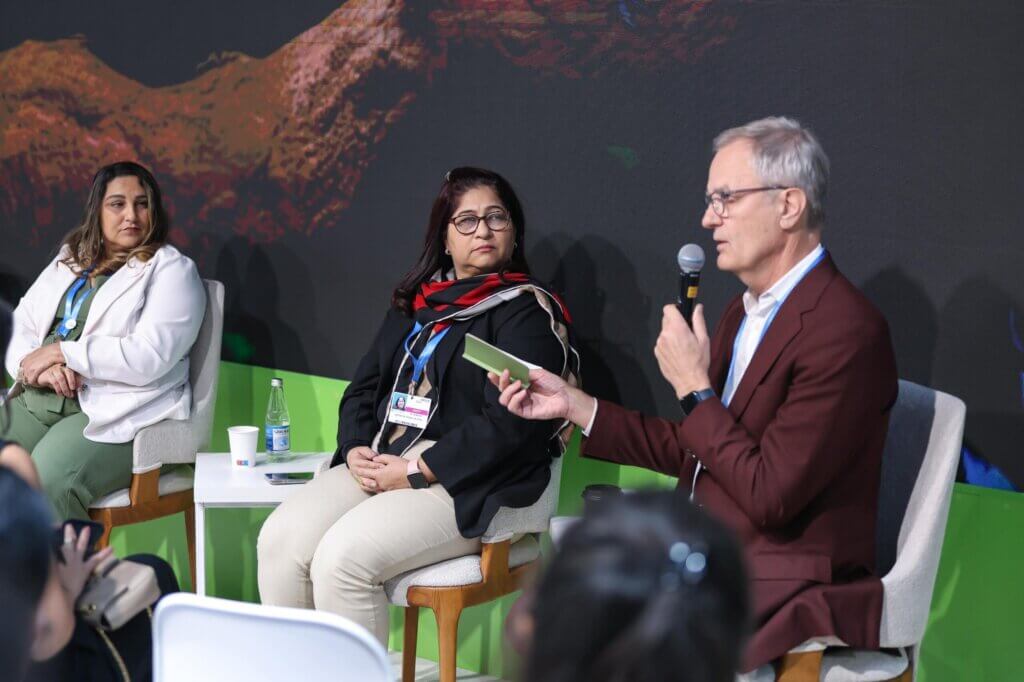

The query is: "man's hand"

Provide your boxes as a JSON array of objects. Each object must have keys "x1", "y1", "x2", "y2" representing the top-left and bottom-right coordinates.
[
  {"x1": 654, "y1": 303, "x2": 712, "y2": 399},
  {"x1": 346, "y1": 446, "x2": 383, "y2": 493},
  {"x1": 368, "y1": 454, "x2": 411, "y2": 492},
  {"x1": 35, "y1": 364, "x2": 82, "y2": 399},
  {"x1": 489, "y1": 368, "x2": 594, "y2": 427},
  {"x1": 19, "y1": 344, "x2": 66, "y2": 385}
]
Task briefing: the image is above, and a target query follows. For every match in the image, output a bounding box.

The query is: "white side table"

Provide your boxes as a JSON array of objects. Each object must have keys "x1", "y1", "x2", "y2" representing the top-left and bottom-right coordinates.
[{"x1": 193, "y1": 451, "x2": 331, "y2": 595}]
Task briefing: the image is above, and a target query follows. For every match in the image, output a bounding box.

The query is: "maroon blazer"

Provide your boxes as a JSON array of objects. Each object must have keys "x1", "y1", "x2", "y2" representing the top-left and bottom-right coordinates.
[{"x1": 582, "y1": 255, "x2": 898, "y2": 671}]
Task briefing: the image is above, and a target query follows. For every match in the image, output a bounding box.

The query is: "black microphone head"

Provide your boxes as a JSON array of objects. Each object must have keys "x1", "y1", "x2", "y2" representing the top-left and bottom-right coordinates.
[{"x1": 677, "y1": 243, "x2": 705, "y2": 274}]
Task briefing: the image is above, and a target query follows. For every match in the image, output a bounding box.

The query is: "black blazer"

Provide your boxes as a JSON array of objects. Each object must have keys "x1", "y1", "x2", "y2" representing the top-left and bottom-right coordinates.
[{"x1": 333, "y1": 293, "x2": 567, "y2": 537}]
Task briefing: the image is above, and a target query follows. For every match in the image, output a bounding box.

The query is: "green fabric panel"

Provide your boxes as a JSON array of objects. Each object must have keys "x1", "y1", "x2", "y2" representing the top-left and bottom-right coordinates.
[
  {"x1": 917, "y1": 484, "x2": 1024, "y2": 682},
  {"x1": 107, "y1": 363, "x2": 1024, "y2": 679}
]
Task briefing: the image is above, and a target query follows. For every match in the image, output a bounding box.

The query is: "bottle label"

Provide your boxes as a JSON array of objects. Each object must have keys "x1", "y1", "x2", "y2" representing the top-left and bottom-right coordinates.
[{"x1": 265, "y1": 425, "x2": 290, "y2": 452}]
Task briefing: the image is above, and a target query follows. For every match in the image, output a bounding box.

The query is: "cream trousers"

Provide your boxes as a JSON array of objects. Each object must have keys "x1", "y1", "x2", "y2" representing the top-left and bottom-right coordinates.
[{"x1": 256, "y1": 460, "x2": 480, "y2": 644}]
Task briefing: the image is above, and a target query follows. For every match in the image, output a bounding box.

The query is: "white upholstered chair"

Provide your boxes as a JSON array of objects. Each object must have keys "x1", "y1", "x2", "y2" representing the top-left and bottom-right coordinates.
[
  {"x1": 384, "y1": 455, "x2": 563, "y2": 682},
  {"x1": 90, "y1": 279, "x2": 224, "y2": 589},
  {"x1": 154, "y1": 592, "x2": 390, "y2": 682},
  {"x1": 773, "y1": 380, "x2": 966, "y2": 682}
]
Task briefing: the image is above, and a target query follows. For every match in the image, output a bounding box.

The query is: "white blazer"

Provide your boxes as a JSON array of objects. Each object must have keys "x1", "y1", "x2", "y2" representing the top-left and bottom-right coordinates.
[{"x1": 5, "y1": 244, "x2": 206, "y2": 443}]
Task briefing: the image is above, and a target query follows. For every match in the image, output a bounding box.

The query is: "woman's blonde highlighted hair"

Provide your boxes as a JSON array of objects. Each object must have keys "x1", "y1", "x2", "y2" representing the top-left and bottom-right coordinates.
[{"x1": 60, "y1": 161, "x2": 169, "y2": 274}]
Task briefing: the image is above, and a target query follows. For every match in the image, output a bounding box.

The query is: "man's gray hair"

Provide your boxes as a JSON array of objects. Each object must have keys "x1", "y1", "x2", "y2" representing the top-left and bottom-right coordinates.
[{"x1": 714, "y1": 116, "x2": 829, "y2": 227}]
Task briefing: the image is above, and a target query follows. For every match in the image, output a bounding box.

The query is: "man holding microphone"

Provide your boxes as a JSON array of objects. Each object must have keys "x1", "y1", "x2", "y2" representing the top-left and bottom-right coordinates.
[{"x1": 492, "y1": 117, "x2": 898, "y2": 675}]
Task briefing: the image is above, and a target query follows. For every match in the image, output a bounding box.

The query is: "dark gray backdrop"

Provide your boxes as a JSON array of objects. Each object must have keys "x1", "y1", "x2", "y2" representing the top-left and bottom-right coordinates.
[{"x1": 2, "y1": 1, "x2": 1021, "y2": 483}]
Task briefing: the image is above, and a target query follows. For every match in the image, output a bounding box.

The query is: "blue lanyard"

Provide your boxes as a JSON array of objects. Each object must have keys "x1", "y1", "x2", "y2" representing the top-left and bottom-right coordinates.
[
  {"x1": 722, "y1": 249, "x2": 826, "y2": 405},
  {"x1": 402, "y1": 322, "x2": 451, "y2": 385},
  {"x1": 56, "y1": 268, "x2": 95, "y2": 339}
]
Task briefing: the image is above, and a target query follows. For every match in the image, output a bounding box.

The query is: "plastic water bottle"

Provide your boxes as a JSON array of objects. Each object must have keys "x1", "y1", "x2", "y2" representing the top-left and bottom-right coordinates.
[{"x1": 265, "y1": 377, "x2": 291, "y2": 461}]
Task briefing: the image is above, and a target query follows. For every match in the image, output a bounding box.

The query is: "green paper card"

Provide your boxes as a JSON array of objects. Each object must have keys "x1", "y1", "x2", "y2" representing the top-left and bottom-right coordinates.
[{"x1": 462, "y1": 333, "x2": 537, "y2": 388}]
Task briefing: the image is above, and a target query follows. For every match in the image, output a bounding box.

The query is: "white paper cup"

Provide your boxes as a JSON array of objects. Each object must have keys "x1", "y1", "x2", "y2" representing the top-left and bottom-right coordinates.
[{"x1": 228, "y1": 426, "x2": 259, "y2": 467}]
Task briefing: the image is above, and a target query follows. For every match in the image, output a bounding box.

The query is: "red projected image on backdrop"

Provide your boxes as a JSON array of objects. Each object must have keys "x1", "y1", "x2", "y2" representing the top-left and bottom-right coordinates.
[{"x1": 0, "y1": 0, "x2": 734, "y2": 252}]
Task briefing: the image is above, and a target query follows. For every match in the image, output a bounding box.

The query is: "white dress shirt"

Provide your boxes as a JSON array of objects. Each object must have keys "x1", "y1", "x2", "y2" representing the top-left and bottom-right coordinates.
[{"x1": 721, "y1": 244, "x2": 825, "y2": 406}]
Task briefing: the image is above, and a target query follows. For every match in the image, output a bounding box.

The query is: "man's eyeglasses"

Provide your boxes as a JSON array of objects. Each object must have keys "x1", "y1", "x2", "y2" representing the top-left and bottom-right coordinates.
[
  {"x1": 450, "y1": 210, "x2": 511, "y2": 235},
  {"x1": 704, "y1": 186, "x2": 787, "y2": 218}
]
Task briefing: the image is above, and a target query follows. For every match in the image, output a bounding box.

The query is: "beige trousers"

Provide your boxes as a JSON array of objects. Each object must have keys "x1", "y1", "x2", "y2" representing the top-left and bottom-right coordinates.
[{"x1": 256, "y1": 461, "x2": 480, "y2": 644}]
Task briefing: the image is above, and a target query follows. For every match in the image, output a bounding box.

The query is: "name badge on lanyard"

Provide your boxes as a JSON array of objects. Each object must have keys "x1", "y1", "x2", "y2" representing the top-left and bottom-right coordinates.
[
  {"x1": 386, "y1": 321, "x2": 450, "y2": 430},
  {"x1": 56, "y1": 267, "x2": 95, "y2": 339},
  {"x1": 387, "y1": 392, "x2": 432, "y2": 430}
]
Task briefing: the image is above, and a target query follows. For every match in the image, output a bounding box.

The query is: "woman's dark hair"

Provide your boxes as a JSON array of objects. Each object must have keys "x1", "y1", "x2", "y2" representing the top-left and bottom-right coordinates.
[
  {"x1": 391, "y1": 167, "x2": 530, "y2": 315},
  {"x1": 59, "y1": 161, "x2": 169, "y2": 275},
  {"x1": 1, "y1": 304, "x2": 51, "y2": 680},
  {"x1": 526, "y1": 490, "x2": 750, "y2": 682},
  {"x1": 0, "y1": 299, "x2": 12, "y2": 434},
  {"x1": 0, "y1": 467, "x2": 55, "y2": 680}
]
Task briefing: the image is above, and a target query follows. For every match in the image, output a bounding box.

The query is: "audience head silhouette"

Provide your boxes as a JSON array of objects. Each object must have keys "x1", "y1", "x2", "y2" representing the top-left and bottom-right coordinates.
[
  {"x1": 0, "y1": 467, "x2": 58, "y2": 680},
  {"x1": 527, "y1": 490, "x2": 750, "y2": 682}
]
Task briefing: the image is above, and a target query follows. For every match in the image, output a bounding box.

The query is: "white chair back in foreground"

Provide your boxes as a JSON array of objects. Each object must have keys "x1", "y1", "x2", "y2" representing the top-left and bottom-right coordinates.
[{"x1": 153, "y1": 592, "x2": 390, "y2": 682}]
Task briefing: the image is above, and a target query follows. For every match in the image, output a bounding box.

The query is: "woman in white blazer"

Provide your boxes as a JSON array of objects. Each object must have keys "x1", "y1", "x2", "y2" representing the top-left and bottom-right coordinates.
[{"x1": 4, "y1": 161, "x2": 205, "y2": 519}]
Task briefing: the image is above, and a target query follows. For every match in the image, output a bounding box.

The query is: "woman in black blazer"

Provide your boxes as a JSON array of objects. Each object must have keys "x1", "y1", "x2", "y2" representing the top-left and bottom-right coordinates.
[{"x1": 257, "y1": 167, "x2": 578, "y2": 644}]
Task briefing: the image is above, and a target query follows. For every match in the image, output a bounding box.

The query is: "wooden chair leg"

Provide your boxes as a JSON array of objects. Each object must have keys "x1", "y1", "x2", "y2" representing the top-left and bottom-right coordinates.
[
  {"x1": 183, "y1": 505, "x2": 197, "y2": 592},
  {"x1": 433, "y1": 597, "x2": 463, "y2": 682},
  {"x1": 94, "y1": 519, "x2": 113, "y2": 550},
  {"x1": 776, "y1": 650, "x2": 823, "y2": 682},
  {"x1": 402, "y1": 606, "x2": 419, "y2": 682}
]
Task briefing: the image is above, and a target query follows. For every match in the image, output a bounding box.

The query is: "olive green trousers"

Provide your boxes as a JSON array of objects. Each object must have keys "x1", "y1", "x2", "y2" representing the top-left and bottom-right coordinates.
[{"x1": 3, "y1": 394, "x2": 132, "y2": 520}]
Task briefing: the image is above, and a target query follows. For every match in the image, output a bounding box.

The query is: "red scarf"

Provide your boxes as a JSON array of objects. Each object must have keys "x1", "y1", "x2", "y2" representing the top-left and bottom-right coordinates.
[{"x1": 413, "y1": 272, "x2": 571, "y2": 331}]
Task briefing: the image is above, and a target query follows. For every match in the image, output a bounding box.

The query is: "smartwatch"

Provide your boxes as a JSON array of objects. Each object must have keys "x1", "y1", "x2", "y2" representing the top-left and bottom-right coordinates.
[
  {"x1": 407, "y1": 458, "x2": 429, "y2": 489},
  {"x1": 679, "y1": 388, "x2": 716, "y2": 418}
]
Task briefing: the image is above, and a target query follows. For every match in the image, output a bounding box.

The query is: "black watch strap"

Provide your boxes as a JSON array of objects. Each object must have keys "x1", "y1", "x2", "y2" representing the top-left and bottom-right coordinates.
[{"x1": 679, "y1": 388, "x2": 716, "y2": 417}]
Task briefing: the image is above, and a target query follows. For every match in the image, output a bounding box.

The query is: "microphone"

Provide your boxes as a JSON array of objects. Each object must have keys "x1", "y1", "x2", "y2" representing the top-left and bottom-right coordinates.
[{"x1": 676, "y1": 244, "x2": 705, "y2": 324}]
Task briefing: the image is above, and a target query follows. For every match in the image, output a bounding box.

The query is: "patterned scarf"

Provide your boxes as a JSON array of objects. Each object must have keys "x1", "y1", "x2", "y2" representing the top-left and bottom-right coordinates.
[
  {"x1": 373, "y1": 270, "x2": 579, "y2": 456},
  {"x1": 413, "y1": 271, "x2": 572, "y2": 330}
]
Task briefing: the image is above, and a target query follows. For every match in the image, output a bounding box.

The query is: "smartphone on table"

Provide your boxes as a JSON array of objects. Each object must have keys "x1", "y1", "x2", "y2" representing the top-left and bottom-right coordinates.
[{"x1": 265, "y1": 472, "x2": 315, "y2": 485}]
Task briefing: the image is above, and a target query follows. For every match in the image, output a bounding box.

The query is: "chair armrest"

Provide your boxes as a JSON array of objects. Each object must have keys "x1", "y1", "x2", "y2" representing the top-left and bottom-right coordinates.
[
  {"x1": 482, "y1": 457, "x2": 564, "y2": 543},
  {"x1": 133, "y1": 419, "x2": 197, "y2": 474},
  {"x1": 879, "y1": 391, "x2": 965, "y2": 648},
  {"x1": 482, "y1": 504, "x2": 552, "y2": 543}
]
